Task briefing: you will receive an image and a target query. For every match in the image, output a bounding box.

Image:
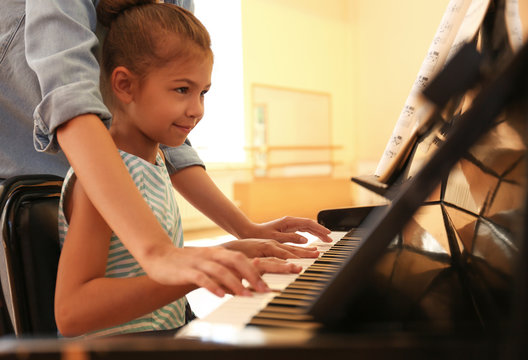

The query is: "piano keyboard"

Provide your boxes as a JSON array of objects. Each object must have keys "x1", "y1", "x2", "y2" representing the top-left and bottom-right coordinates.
[{"x1": 178, "y1": 229, "x2": 362, "y2": 337}]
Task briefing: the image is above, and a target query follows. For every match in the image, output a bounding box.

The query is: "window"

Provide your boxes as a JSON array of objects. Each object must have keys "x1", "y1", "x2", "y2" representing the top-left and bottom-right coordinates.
[{"x1": 191, "y1": 0, "x2": 245, "y2": 163}]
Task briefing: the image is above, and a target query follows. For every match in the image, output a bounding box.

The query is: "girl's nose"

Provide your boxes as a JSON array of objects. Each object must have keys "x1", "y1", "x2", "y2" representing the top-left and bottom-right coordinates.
[{"x1": 186, "y1": 95, "x2": 204, "y2": 120}]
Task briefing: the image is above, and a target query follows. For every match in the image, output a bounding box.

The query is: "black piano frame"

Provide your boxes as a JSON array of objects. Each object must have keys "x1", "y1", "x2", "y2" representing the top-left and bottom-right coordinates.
[{"x1": 310, "y1": 36, "x2": 528, "y2": 359}]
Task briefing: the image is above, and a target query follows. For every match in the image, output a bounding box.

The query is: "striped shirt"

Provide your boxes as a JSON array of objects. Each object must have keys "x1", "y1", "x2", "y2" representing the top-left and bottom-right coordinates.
[{"x1": 58, "y1": 150, "x2": 187, "y2": 337}]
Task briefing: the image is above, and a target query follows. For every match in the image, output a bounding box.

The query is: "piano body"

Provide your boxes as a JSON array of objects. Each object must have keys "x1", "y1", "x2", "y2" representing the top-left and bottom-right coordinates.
[{"x1": 0, "y1": 1, "x2": 526, "y2": 359}]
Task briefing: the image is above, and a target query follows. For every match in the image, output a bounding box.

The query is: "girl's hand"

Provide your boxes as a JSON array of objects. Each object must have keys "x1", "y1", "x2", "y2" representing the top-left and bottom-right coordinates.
[
  {"x1": 240, "y1": 216, "x2": 332, "y2": 244},
  {"x1": 146, "y1": 245, "x2": 270, "y2": 298},
  {"x1": 222, "y1": 239, "x2": 319, "y2": 259}
]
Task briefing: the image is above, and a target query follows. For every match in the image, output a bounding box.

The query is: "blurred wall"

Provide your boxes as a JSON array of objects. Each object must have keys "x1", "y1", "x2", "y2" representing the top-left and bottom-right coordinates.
[
  {"x1": 183, "y1": 0, "x2": 464, "y2": 231},
  {"x1": 241, "y1": 0, "x2": 450, "y2": 181}
]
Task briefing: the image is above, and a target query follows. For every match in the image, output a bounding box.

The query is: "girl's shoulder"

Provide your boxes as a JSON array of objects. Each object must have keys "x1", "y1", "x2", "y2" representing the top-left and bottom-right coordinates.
[{"x1": 118, "y1": 150, "x2": 169, "y2": 189}]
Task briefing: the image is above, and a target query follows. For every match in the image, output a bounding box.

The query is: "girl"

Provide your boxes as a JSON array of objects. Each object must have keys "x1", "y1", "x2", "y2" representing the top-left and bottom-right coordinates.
[
  {"x1": 2, "y1": 0, "x2": 332, "y2": 293},
  {"x1": 54, "y1": 0, "x2": 311, "y2": 337}
]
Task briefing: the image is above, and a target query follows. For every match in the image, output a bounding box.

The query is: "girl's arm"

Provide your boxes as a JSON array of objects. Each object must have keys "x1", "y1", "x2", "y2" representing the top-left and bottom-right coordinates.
[
  {"x1": 57, "y1": 115, "x2": 268, "y2": 295},
  {"x1": 170, "y1": 165, "x2": 332, "y2": 244},
  {"x1": 57, "y1": 276, "x2": 194, "y2": 337},
  {"x1": 55, "y1": 167, "x2": 256, "y2": 337},
  {"x1": 54, "y1": 171, "x2": 193, "y2": 336}
]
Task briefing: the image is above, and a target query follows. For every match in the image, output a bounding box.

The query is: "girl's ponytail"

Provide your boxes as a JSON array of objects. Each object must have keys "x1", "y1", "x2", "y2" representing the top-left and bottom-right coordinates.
[{"x1": 96, "y1": 0, "x2": 156, "y2": 28}]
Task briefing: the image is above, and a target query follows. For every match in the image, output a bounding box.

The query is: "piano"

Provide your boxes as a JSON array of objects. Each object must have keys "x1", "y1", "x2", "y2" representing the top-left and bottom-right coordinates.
[
  {"x1": 0, "y1": 1, "x2": 526, "y2": 359},
  {"x1": 174, "y1": 4, "x2": 528, "y2": 357}
]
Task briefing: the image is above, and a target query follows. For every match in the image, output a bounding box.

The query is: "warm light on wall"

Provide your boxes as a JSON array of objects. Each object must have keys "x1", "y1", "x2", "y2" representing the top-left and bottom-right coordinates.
[{"x1": 191, "y1": 0, "x2": 246, "y2": 163}]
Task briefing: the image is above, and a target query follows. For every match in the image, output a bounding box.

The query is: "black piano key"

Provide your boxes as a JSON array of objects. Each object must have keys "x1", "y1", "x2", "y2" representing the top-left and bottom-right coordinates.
[
  {"x1": 331, "y1": 244, "x2": 358, "y2": 249},
  {"x1": 302, "y1": 269, "x2": 335, "y2": 276},
  {"x1": 323, "y1": 250, "x2": 352, "y2": 256},
  {"x1": 306, "y1": 265, "x2": 340, "y2": 272},
  {"x1": 259, "y1": 304, "x2": 306, "y2": 314},
  {"x1": 311, "y1": 258, "x2": 343, "y2": 265},
  {"x1": 294, "y1": 276, "x2": 327, "y2": 283},
  {"x1": 285, "y1": 282, "x2": 325, "y2": 291},
  {"x1": 272, "y1": 292, "x2": 315, "y2": 301},
  {"x1": 297, "y1": 272, "x2": 331, "y2": 281},
  {"x1": 268, "y1": 297, "x2": 311, "y2": 307},
  {"x1": 321, "y1": 254, "x2": 349, "y2": 259},
  {"x1": 281, "y1": 288, "x2": 320, "y2": 297}
]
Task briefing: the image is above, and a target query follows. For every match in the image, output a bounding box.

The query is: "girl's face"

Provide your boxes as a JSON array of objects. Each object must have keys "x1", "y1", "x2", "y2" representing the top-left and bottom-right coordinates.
[{"x1": 127, "y1": 54, "x2": 212, "y2": 150}]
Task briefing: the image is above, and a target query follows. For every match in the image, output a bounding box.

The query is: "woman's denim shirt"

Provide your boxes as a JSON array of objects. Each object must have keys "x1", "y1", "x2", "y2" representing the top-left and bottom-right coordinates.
[{"x1": 0, "y1": 0, "x2": 202, "y2": 178}]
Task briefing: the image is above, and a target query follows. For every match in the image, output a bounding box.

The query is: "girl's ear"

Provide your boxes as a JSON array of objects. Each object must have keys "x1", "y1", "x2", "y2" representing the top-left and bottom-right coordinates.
[{"x1": 111, "y1": 66, "x2": 137, "y2": 104}]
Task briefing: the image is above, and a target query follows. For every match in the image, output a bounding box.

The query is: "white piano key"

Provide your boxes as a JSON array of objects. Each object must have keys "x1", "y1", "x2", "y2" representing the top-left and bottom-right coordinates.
[
  {"x1": 286, "y1": 258, "x2": 318, "y2": 268},
  {"x1": 262, "y1": 273, "x2": 300, "y2": 291},
  {"x1": 203, "y1": 292, "x2": 276, "y2": 327}
]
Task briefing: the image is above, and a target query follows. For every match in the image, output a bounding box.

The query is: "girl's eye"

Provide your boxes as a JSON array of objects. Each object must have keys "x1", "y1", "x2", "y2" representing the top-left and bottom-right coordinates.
[
  {"x1": 175, "y1": 87, "x2": 188, "y2": 94},
  {"x1": 200, "y1": 89, "x2": 209, "y2": 97}
]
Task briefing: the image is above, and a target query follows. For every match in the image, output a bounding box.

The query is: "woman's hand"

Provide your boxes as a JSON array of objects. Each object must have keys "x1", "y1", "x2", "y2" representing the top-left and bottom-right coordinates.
[
  {"x1": 222, "y1": 239, "x2": 319, "y2": 259},
  {"x1": 240, "y1": 216, "x2": 332, "y2": 244}
]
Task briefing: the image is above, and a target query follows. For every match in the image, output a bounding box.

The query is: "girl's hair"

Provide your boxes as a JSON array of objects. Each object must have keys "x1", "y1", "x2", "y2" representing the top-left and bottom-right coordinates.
[{"x1": 96, "y1": 0, "x2": 212, "y2": 106}]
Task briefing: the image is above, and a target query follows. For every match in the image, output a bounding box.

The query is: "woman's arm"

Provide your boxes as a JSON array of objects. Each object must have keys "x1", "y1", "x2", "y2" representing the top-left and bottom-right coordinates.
[
  {"x1": 170, "y1": 165, "x2": 332, "y2": 244},
  {"x1": 57, "y1": 116, "x2": 175, "y2": 275}
]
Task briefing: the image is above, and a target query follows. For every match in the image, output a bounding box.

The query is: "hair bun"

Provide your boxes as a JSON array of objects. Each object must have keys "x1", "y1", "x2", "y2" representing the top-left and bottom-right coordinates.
[{"x1": 97, "y1": 0, "x2": 156, "y2": 28}]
